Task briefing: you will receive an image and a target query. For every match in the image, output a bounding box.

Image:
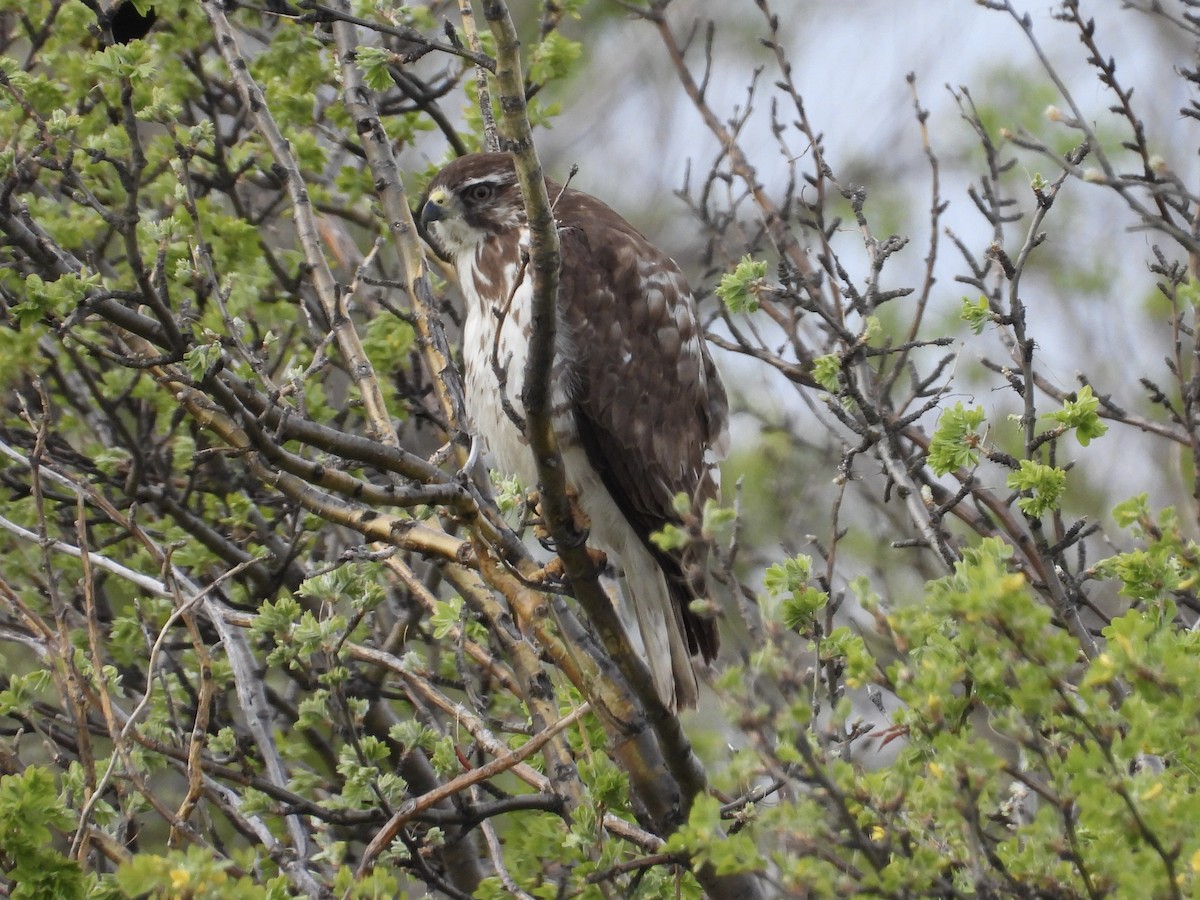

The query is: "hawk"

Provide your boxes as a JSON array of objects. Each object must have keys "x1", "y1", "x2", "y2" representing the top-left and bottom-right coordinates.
[{"x1": 421, "y1": 152, "x2": 728, "y2": 710}]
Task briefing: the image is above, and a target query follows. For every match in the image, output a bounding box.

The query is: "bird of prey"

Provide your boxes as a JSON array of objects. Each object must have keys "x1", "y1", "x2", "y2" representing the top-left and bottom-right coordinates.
[{"x1": 420, "y1": 152, "x2": 728, "y2": 710}]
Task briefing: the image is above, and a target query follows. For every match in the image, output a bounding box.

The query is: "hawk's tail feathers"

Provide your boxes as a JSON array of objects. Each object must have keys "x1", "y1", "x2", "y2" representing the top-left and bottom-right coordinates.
[{"x1": 618, "y1": 539, "x2": 699, "y2": 712}]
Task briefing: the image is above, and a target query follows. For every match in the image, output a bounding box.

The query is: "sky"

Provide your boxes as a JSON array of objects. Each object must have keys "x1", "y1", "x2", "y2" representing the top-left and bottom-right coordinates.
[{"x1": 542, "y1": 1, "x2": 1190, "y2": 219}]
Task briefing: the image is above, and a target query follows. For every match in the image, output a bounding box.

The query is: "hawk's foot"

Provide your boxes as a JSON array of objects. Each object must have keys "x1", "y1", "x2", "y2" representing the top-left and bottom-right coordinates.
[
  {"x1": 528, "y1": 487, "x2": 591, "y2": 551},
  {"x1": 532, "y1": 547, "x2": 609, "y2": 585}
]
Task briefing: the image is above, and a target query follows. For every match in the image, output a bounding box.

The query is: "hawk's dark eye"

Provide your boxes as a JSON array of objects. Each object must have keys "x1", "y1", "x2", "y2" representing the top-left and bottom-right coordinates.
[{"x1": 464, "y1": 183, "x2": 495, "y2": 203}]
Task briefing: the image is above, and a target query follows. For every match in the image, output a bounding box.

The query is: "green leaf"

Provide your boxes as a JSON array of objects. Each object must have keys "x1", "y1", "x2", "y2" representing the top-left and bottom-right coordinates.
[
  {"x1": 961, "y1": 294, "x2": 993, "y2": 334},
  {"x1": 716, "y1": 255, "x2": 768, "y2": 313},
  {"x1": 821, "y1": 627, "x2": 875, "y2": 688},
  {"x1": 252, "y1": 596, "x2": 304, "y2": 639},
  {"x1": 296, "y1": 691, "x2": 331, "y2": 731},
  {"x1": 763, "y1": 555, "x2": 812, "y2": 597},
  {"x1": 10, "y1": 270, "x2": 100, "y2": 327},
  {"x1": 116, "y1": 846, "x2": 240, "y2": 898},
  {"x1": 362, "y1": 313, "x2": 415, "y2": 371},
  {"x1": 9, "y1": 851, "x2": 85, "y2": 900},
  {"x1": 1006, "y1": 459, "x2": 1067, "y2": 517},
  {"x1": 297, "y1": 565, "x2": 385, "y2": 612},
  {"x1": 0, "y1": 767, "x2": 74, "y2": 853},
  {"x1": 528, "y1": 32, "x2": 583, "y2": 84},
  {"x1": 1175, "y1": 278, "x2": 1200, "y2": 308},
  {"x1": 430, "y1": 596, "x2": 464, "y2": 640},
  {"x1": 927, "y1": 402, "x2": 987, "y2": 475},
  {"x1": 1111, "y1": 493, "x2": 1151, "y2": 530},
  {"x1": 1043, "y1": 385, "x2": 1107, "y2": 446},
  {"x1": 666, "y1": 794, "x2": 763, "y2": 877},
  {"x1": 812, "y1": 354, "x2": 841, "y2": 391},
  {"x1": 183, "y1": 341, "x2": 222, "y2": 380},
  {"x1": 0, "y1": 670, "x2": 53, "y2": 716},
  {"x1": 1094, "y1": 548, "x2": 1182, "y2": 602},
  {"x1": 650, "y1": 522, "x2": 687, "y2": 551},
  {"x1": 762, "y1": 555, "x2": 827, "y2": 635},
  {"x1": 781, "y1": 586, "x2": 829, "y2": 633},
  {"x1": 355, "y1": 47, "x2": 395, "y2": 93},
  {"x1": 0, "y1": 767, "x2": 84, "y2": 897},
  {"x1": 389, "y1": 720, "x2": 437, "y2": 753}
]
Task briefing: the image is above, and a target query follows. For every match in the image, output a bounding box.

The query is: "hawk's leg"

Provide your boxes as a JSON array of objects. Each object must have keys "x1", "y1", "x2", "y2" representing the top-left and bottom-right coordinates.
[
  {"x1": 526, "y1": 488, "x2": 607, "y2": 585},
  {"x1": 528, "y1": 486, "x2": 591, "y2": 549}
]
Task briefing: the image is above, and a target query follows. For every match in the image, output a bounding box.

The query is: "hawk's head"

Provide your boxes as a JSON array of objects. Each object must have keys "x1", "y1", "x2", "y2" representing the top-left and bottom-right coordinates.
[{"x1": 420, "y1": 153, "x2": 526, "y2": 260}]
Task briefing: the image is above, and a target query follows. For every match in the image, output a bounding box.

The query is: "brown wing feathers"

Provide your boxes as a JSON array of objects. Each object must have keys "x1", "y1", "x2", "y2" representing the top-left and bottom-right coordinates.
[{"x1": 554, "y1": 194, "x2": 723, "y2": 661}]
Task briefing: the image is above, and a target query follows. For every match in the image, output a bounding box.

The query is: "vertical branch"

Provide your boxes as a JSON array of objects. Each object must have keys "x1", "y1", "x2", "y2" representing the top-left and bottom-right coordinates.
[
  {"x1": 477, "y1": 4, "x2": 766, "y2": 897},
  {"x1": 332, "y1": 0, "x2": 539, "y2": 580},
  {"x1": 202, "y1": 0, "x2": 398, "y2": 449},
  {"x1": 329, "y1": 7, "x2": 465, "y2": 446},
  {"x1": 879, "y1": 73, "x2": 945, "y2": 399},
  {"x1": 993, "y1": 159, "x2": 1103, "y2": 662},
  {"x1": 457, "y1": 0, "x2": 500, "y2": 151},
  {"x1": 478, "y1": 1, "x2": 671, "y2": 733},
  {"x1": 478, "y1": 0, "x2": 571, "y2": 557},
  {"x1": 446, "y1": 560, "x2": 588, "y2": 814},
  {"x1": 172, "y1": 609, "x2": 215, "y2": 840},
  {"x1": 333, "y1": 4, "x2": 589, "y2": 818},
  {"x1": 651, "y1": 4, "x2": 814, "y2": 281}
]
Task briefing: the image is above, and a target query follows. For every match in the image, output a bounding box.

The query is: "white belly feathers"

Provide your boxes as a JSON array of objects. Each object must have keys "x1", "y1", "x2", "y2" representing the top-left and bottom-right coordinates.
[{"x1": 457, "y1": 250, "x2": 636, "y2": 566}]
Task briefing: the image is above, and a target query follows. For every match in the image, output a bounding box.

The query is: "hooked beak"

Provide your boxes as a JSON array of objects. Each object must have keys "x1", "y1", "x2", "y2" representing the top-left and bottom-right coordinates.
[{"x1": 420, "y1": 188, "x2": 450, "y2": 226}]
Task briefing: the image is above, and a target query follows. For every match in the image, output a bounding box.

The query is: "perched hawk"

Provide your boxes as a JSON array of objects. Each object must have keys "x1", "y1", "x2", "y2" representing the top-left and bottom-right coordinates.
[{"x1": 421, "y1": 153, "x2": 728, "y2": 710}]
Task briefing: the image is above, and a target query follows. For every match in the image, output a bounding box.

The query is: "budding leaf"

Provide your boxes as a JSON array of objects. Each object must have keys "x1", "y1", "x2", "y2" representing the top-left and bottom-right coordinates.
[
  {"x1": 1044, "y1": 385, "x2": 1107, "y2": 447},
  {"x1": 1006, "y1": 459, "x2": 1067, "y2": 517},
  {"x1": 961, "y1": 295, "x2": 993, "y2": 334},
  {"x1": 356, "y1": 47, "x2": 396, "y2": 93},
  {"x1": 928, "y1": 403, "x2": 987, "y2": 475},
  {"x1": 812, "y1": 354, "x2": 841, "y2": 391},
  {"x1": 716, "y1": 256, "x2": 768, "y2": 313},
  {"x1": 529, "y1": 32, "x2": 583, "y2": 84}
]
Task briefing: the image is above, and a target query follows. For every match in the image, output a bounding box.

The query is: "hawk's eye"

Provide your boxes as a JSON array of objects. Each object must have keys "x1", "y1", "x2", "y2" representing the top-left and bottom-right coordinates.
[{"x1": 464, "y1": 183, "x2": 495, "y2": 203}]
